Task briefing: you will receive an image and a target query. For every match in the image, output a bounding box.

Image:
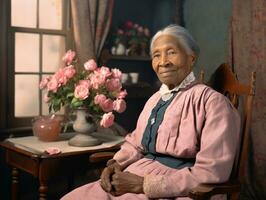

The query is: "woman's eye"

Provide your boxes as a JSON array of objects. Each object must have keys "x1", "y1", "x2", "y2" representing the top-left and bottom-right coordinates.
[
  {"x1": 153, "y1": 54, "x2": 160, "y2": 59},
  {"x1": 167, "y1": 50, "x2": 176, "y2": 55}
]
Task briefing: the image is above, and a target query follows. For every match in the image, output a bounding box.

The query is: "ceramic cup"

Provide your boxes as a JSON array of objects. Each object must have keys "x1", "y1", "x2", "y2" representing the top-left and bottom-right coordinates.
[
  {"x1": 129, "y1": 72, "x2": 139, "y2": 84},
  {"x1": 121, "y1": 73, "x2": 129, "y2": 84}
]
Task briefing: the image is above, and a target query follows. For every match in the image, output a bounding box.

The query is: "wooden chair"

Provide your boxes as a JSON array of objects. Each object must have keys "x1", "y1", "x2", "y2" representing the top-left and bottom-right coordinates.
[{"x1": 188, "y1": 63, "x2": 256, "y2": 200}]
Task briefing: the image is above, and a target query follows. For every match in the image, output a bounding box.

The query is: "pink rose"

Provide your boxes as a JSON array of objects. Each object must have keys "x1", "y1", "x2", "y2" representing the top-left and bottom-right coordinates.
[
  {"x1": 134, "y1": 23, "x2": 139, "y2": 29},
  {"x1": 97, "y1": 66, "x2": 112, "y2": 78},
  {"x1": 144, "y1": 28, "x2": 150, "y2": 37},
  {"x1": 90, "y1": 73, "x2": 105, "y2": 89},
  {"x1": 111, "y1": 68, "x2": 122, "y2": 80},
  {"x1": 79, "y1": 80, "x2": 91, "y2": 88},
  {"x1": 94, "y1": 94, "x2": 106, "y2": 105},
  {"x1": 62, "y1": 50, "x2": 76, "y2": 65},
  {"x1": 84, "y1": 59, "x2": 97, "y2": 71},
  {"x1": 39, "y1": 76, "x2": 50, "y2": 89},
  {"x1": 117, "y1": 29, "x2": 124, "y2": 35},
  {"x1": 117, "y1": 89, "x2": 127, "y2": 99},
  {"x1": 54, "y1": 69, "x2": 68, "y2": 86},
  {"x1": 113, "y1": 99, "x2": 126, "y2": 113},
  {"x1": 125, "y1": 21, "x2": 134, "y2": 29},
  {"x1": 45, "y1": 147, "x2": 61, "y2": 155},
  {"x1": 74, "y1": 84, "x2": 89, "y2": 100},
  {"x1": 47, "y1": 78, "x2": 59, "y2": 92},
  {"x1": 137, "y1": 26, "x2": 144, "y2": 33},
  {"x1": 100, "y1": 112, "x2": 114, "y2": 128},
  {"x1": 106, "y1": 78, "x2": 122, "y2": 91},
  {"x1": 64, "y1": 65, "x2": 76, "y2": 79},
  {"x1": 100, "y1": 98, "x2": 113, "y2": 112}
]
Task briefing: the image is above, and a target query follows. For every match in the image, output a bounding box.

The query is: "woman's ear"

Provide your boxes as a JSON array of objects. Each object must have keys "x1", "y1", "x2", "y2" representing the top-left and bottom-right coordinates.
[{"x1": 189, "y1": 53, "x2": 197, "y2": 70}]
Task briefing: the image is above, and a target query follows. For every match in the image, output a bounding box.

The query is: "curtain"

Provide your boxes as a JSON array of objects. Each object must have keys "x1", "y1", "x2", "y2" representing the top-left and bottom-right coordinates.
[
  {"x1": 71, "y1": 0, "x2": 114, "y2": 66},
  {"x1": 0, "y1": 0, "x2": 8, "y2": 129},
  {"x1": 229, "y1": 0, "x2": 266, "y2": 199}
]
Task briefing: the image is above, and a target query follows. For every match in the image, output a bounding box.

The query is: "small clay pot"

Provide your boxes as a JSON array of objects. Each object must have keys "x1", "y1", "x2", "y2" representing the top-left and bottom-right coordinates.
[{"x1": 32, "y1": 115, "x2": 62, "y2": 142}]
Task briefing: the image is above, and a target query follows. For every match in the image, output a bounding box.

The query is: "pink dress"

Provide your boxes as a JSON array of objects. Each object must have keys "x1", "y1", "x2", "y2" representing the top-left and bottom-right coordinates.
[{"x1": 61, "y1": 83, "x2": 240, "y2": 200}]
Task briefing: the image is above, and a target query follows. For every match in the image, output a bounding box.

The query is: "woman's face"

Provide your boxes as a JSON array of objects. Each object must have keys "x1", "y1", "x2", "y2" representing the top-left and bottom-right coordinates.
[{"x1": 151, "y1": 35, "x2": 196, "y2": 89}]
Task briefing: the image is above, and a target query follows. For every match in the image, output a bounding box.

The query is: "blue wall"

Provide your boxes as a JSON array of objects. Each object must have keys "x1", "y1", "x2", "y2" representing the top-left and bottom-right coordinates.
[
  {"x1": 112, "y1": 0, "x2": 176, "y2": 35},
  {"x1": 183, "y1": 0, "x2": 232, "y2": 80}
]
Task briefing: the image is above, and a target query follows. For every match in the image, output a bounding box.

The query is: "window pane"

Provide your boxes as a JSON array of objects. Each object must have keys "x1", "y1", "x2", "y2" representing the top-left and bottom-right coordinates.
[
  {"x1": 39, "y1": 0, "x2": 63, "y2": 30},
  {"x1": 15, "y1": 75, "x2": 39, "y2": 117},
  {"x1": 15, "y1": 33, "x2": 39, "y2": 72},
  {"x1": 42, "y1": 35, "x2": 65, "y2": 72},
  {"x1": 41, "y1": 90, "x2": 65, "y2": 115},
  {"x1": 11, "y1": 0, "x2": 37, "y2": 28}
]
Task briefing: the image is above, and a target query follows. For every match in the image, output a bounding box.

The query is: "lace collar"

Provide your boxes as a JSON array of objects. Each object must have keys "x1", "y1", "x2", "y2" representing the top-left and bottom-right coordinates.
[{"x1": 159, "y1": 71, "x2": 196, "y2": 101}]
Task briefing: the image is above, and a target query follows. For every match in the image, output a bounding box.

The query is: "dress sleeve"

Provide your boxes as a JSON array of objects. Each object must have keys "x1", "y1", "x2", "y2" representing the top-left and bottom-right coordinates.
[
  {"x1": 143, "y1": 94, "x2": 241, "y2": 198},
  {"x1": 113, "y1": 101, "x2": 152, "y2": 169},
  {"x1": 113, "y1": 129, "x2": 144, "y2": 169}
]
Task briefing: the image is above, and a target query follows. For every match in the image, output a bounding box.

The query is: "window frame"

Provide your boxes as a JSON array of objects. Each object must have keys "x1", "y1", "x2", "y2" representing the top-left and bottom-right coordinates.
[
  {"x1": 5, "y1": 0, "x2": 73, "y2": 128},
  {"x1": 0, "y1": 0, "x2": 9, "y2": 131}
]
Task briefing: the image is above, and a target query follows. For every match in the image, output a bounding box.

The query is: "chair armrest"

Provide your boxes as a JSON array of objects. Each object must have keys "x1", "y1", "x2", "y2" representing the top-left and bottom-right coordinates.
[
  {"x1": 89, "y1": 152, "x2": 115, "y2": 163},
  {"x1": 188, "y1": 181, "x2": 240, "y2": 200}
]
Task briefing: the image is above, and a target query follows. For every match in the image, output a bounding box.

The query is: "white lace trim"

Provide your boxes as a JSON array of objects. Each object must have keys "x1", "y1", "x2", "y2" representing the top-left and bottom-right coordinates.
[{"x1": 159, "y1": 71, "x2": 196, "y2": 101}]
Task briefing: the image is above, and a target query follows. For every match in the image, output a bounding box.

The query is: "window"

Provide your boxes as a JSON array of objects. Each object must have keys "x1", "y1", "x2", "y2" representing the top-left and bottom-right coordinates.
[{"x1": 7, "y1": 0, "x2": 72, "y2": 128}]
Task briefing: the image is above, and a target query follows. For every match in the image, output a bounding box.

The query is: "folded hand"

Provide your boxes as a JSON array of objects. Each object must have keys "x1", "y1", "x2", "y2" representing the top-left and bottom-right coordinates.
[
  {"x1": 110, "y1": 171, "x2": 144, "y2": 196},
  {"x1": 100, "y1": 160, "x2": 122, "y2": 193}
]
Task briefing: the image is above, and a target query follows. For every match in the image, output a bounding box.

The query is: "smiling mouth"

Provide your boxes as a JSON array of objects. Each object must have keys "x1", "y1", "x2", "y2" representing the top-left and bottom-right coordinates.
[{"x1": 160, "y1": 70, "x2": 177, "y2": 76}]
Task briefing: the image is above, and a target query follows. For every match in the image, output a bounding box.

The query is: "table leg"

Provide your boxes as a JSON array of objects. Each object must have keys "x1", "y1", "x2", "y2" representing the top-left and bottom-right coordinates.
[
  {"x1": 11, "y1": 167, "x2": 19, "y2": 200},
  {"x1": 39, "y1": 181, "x2": 48, "y2": 200},
  {"x1": 67, "y1": 174, "x2": 74, "y2": 192}
]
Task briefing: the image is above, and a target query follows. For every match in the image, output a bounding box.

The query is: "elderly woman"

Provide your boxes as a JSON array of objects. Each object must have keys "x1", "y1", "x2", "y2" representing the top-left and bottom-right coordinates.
[{"x1": 61, "y1": 24, "x2": 240, "y2": 200}]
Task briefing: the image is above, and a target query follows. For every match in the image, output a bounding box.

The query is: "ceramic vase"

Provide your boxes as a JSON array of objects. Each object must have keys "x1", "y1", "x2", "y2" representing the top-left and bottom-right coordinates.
[
  {"x1": 115, "y1": 43, "x2": 126, "y2": 55},
  {"x1": 68, "y1": 109, "x2": 101, "y2": 147},
  {"x1": 32, "y1": 114, "x2": 62, "y2": 142}
]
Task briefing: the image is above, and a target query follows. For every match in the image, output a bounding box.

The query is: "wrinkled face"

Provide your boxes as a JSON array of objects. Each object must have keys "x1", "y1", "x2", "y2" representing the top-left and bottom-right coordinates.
[{"x1": 151, "y1": 35, "x2": 196, "y2": 89}]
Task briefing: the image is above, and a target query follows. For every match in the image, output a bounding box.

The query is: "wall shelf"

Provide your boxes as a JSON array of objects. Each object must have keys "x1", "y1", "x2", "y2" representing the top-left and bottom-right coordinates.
[
  {"x1": 100, "y1": 49, "x2": 151, "y2": 65},
  {"x1": 110, "y1": 55, "x2": 151, "y2": 61}
]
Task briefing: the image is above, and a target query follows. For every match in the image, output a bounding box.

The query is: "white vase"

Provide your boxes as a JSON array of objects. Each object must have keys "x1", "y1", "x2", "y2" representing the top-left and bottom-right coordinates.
[
  {"x1": 68, "y1": 109, "x2": 101, "y2": 147},
  {"x1": 115, "y1": 43, "x2": 126, "y2": 55}
]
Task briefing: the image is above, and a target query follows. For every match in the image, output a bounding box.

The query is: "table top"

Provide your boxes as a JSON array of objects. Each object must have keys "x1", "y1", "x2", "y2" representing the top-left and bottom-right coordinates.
[{"x1": 0, "y1": 132, "x2": 124, "y2": 158}]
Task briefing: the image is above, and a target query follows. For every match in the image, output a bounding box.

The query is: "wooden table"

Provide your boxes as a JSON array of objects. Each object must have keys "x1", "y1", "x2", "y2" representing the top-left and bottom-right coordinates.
[{"x1": 0, "y1": 134, "x2": 122, "y2": 200}]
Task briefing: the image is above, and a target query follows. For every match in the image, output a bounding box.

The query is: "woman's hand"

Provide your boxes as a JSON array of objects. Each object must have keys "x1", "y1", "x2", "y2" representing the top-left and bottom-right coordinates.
[
  {"x1": 110, "y1": 171, "x2": 144, "y2": 196},
  {"x1": 100, "y1": 160, "x2": 122, "y2": 192}
]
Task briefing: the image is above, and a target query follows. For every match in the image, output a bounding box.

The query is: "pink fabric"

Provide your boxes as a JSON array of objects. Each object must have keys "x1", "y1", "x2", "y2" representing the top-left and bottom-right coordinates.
[
  {"x1": 61, "y1": 84, "x2": 240, "y2": 200},
  {"x1": 229, "y1": 0, "x2": 266, "y2": 197}
]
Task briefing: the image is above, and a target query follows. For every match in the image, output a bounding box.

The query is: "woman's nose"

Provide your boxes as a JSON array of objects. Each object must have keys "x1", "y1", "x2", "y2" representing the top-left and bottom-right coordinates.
[{"x1": 159, "y1": 54, "x2": 169, "y2": 67}]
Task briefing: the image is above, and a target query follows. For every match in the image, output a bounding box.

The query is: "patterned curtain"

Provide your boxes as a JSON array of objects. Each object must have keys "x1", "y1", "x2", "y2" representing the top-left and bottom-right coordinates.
[
  {"x1": 71, "y1": 0, "x2": 114, "y2": 66},
  {"x1": 229, "y1": 0, "x2": 266, "y2": 199}
]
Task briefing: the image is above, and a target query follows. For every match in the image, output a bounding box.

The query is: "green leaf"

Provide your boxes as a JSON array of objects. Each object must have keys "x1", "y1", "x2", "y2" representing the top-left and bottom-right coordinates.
[
  {"x1": 63, "y1": 122, "x2": 70, "y2": 133},
  {"x1": 67, "y1": 92, "x2": 74, "y2": 98},
  {"x1": 72, "y1": 101, "x2": 83, "y2": 108},
  {"x1": 54, "y1": 98, "x2": 61, "y2": 106},
  {"x1": 71, "y1": 97, "x2": 78, "y2": 104},
  {"x1": 53, "y1": 104, "x2": 60, "y2": 112},
  {"x1": 49, "y1": 105, "x2": 52, "y2": 113}
]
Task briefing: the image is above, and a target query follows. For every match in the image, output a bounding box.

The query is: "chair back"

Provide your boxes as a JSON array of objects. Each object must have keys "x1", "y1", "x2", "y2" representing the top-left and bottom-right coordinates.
[{"x1": 209, "y1": 63, "x2": 256, "y2": 182}]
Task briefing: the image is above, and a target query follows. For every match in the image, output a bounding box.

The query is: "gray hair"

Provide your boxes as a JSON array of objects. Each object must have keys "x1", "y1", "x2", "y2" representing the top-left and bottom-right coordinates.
[{"x1": 150, "y1": 24, "x2": 200, "y2": 56}]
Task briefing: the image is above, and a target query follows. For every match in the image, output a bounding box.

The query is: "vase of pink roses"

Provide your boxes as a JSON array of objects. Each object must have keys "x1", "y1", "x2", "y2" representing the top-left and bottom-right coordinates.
[{"x1": 39, "y1": 50, "x2": 127, "y2": 146}]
